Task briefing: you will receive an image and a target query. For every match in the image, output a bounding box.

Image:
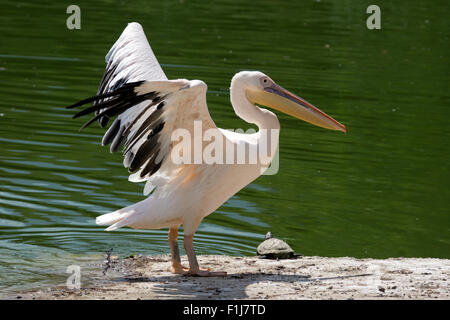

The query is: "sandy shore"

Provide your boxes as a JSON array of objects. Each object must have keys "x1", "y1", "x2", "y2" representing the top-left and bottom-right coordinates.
[{"x1": 8, "y1": 254, "x2": 450, "y2": 300}]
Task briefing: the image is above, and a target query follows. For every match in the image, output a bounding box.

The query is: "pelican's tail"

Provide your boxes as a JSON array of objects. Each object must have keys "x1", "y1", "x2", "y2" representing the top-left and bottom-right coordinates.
[{"x1": 96, "y1": 199, "x2": 146, "y2": 231}]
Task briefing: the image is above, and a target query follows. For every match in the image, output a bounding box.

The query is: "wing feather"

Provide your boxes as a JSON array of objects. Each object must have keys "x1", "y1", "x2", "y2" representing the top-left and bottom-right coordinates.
[
  {"x1": 67, "y1": 23, "x2": 217, "y2": 195},
  {"x1": 94, "y1": 22, "x2": 167, "y2": 127}
]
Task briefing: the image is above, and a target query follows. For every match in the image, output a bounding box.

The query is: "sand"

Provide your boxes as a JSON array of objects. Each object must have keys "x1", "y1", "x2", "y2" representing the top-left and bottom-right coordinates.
[{"x1": 7, "y1": 254, "x2": 449, "y2": 300}]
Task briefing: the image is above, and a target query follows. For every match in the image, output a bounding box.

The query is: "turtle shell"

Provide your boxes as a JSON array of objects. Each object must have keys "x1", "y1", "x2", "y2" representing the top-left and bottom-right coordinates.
[{"x1": 256, "y1": 238, "x2": 294, "y2": 259}]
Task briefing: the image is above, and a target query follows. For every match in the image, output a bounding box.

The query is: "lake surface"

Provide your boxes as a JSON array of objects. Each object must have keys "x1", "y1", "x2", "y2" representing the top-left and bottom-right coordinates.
[{"x1": 0, "y1": 0, "x2": 448, "y2": 293}]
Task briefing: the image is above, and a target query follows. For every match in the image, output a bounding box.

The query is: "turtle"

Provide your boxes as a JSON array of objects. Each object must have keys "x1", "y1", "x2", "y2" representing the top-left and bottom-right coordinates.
[{"x1": 256, "y1": 232, "x2": 299, "y2": 259}]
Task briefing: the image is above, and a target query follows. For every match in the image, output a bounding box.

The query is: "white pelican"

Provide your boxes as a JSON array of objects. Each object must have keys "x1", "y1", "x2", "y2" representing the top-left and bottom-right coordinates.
[{"x1": 67, "y1": 22, "x2": 346, "y2": 276}]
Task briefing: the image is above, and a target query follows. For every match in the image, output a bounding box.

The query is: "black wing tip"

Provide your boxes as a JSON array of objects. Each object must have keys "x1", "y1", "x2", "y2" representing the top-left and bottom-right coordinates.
[
  {"x1": 102, "y1": 118, "x2": 121, "y2": 146},
  {"x1": 66, "y1": 101, "x2": 84, "y2": 109},
  {"x1": 72, "y1": 112, "x2": 83, "y2": 119},
  {"x1": 99, "y1": 116, "x2": 109, "y2": 128}
]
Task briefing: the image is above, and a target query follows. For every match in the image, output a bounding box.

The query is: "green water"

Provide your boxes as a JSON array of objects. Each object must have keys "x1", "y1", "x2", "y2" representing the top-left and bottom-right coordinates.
[{"x1": 0, "y1": 0, "x2": 449, "y2": 293}]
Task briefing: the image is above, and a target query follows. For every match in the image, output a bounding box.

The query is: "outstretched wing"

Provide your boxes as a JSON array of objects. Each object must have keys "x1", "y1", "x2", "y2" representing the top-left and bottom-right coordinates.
[
  {"x1": 66, "y1": 23, "x2": 216, "y2": 195},
  {"x1": 93, "y1": 22, "x2": 167, "y2": 128}
]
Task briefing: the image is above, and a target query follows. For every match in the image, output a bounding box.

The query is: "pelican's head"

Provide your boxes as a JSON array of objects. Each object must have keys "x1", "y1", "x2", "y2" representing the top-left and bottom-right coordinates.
[{"x1": 233, "y1": 71, "x2": 347, "y2": 132}]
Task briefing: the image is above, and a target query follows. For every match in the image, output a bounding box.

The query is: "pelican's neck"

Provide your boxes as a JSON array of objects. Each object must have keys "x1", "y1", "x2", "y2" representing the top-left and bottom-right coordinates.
[{"x1": 230, "y1": 80, "x2": 280, "y2": 130}]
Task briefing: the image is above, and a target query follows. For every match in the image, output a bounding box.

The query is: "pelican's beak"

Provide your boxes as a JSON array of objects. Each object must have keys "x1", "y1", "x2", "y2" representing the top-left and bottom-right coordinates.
[{"x1": 246, "y1": 83, "x2": 347, "y2": 132}]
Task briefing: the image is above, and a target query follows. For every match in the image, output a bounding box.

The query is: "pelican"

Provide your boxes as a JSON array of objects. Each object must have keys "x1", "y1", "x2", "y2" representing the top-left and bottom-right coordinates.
[{"x1": 66, "y1": 22, "x2": 346, "y2": 276}]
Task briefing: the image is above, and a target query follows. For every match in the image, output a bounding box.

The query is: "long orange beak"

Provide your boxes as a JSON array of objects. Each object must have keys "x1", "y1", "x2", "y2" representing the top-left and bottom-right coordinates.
[{"x1": 246, "y1": 83, "x2": 347, "y2": 133}]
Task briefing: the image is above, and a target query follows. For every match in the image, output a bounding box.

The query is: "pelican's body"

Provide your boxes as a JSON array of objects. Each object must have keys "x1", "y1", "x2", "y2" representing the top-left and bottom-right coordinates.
[{"x1": 67, "y1": 23, "x2": 346, "y2": 276}]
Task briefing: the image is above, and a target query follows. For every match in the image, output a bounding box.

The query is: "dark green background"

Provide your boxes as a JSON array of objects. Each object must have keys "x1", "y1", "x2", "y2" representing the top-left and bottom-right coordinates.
[{"x1": 0, "y1": 0, "x2": 448, "y2": 292}]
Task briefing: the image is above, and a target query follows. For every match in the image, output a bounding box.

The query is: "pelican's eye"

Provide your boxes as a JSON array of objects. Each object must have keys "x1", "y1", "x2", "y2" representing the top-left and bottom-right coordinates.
[{"x1": 260, "y1": 77, "x2": 272, "y2": 88}]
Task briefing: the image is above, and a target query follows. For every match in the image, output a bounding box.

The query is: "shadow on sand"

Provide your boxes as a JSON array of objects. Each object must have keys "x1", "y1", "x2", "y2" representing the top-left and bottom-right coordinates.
[{"x1": 114, "y1": 271, "x2": 371, "y2": 299}]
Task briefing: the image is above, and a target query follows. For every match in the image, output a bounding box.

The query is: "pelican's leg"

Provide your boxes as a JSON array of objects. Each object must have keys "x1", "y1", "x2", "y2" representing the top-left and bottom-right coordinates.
[
  {"x1": 183, "y1": 234, "x2": 227, "y2": 277},
  {"x1": 168, "y1": 225, "x2": 187, "y2": 274}
]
